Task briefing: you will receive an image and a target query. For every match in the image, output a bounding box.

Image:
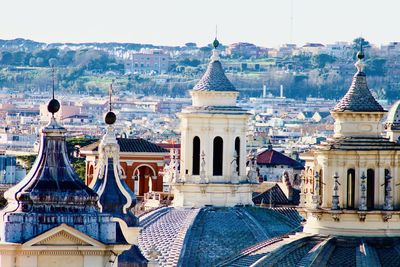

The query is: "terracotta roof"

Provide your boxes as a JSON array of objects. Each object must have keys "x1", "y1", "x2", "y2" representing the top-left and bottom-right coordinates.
[
  {"x1": 256, "y1": 149, "x2": 303, "y2": 169},
  {"x1": 333, "y1": 71, "x2": 384, "y2": 112},
  {"x1": 81, "y1": 138, "x2": 168, "y2": 153},
  {"x1": 193, "y1": 60, "x2": 237, "y2": 92}
]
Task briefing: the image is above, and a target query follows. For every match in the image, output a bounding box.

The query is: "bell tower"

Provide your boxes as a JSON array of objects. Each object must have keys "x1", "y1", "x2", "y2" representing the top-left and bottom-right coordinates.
[{"x1": 173, "y1": 39, "x2": 256, "y2": 207}]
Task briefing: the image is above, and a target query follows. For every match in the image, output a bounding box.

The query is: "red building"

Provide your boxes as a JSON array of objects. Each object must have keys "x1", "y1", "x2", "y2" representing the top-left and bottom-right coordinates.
[{"x1": 80, "y1": 138, "x2": 169, "y2": 198}]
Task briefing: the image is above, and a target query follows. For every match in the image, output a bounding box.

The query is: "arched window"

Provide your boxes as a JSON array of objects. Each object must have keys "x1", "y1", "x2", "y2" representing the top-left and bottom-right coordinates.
[
  {"x1": 367, "y1": 169, "x2": 375, "y2": 209},
  {"x1": 347, "y1": 169, "x2": 355, "y2": 209},
  {"x1": 213, "y1": 136, "x2": 223, "y2": 176},
  {"x1": 192, "y1": 136, "x2": 200, "y2": 175},
  {"x1": 235, "y1": 137, "x2": 240, "y2": 175}
]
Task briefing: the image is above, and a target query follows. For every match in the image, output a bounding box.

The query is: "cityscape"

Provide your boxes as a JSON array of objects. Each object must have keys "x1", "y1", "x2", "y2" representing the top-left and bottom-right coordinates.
[{"x1": 1, "y1": 0, "x2": 400, "y2": 266}]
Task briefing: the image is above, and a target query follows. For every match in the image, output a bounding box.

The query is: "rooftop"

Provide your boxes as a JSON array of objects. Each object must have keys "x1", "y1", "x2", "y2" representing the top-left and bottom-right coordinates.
[
  {"x1": 138, "y1": 206, "x2": 301, "y2": 266},
  {"x1": 80, "y1": 138, "x2": 168, "y2": 153},
  {"x1": 193, "y1": 60, "x2": 237, "y2": 92}
]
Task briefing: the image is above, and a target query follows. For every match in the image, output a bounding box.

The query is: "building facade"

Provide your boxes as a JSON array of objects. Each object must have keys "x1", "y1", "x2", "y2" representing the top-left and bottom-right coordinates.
[
  {"x1": 174, "y1": 40, "x2": 257, "y2": 207},
  {"x1": 300, "y1": 50, "x2": 400, "y2": 236}
]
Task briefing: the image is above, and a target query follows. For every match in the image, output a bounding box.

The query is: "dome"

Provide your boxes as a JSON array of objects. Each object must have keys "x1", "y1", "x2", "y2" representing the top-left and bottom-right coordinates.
[
  {"x1": 137, "y1": 206, "x2": 303, "y2": 266},
  {"x1": 225, "y1": 234, "x2": 400, "y2": 266},
  {"x1": 386, "y1": 100, "x2": 400, "y2": 125},
  {"x1": 193, "y1": 60, "x2": 237, "y2": 92},
  {"x1": 333, "y1": 71, "x2": 384, "y2": 112},
  {"x1": 333, "y1": 50, "x2": 384, "y2": 113}
]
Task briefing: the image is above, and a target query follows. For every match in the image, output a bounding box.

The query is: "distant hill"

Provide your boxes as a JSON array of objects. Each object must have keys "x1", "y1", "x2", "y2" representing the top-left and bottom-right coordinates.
[{"x1": 0, "y1": 38, "x2": 177, "y2": 52}]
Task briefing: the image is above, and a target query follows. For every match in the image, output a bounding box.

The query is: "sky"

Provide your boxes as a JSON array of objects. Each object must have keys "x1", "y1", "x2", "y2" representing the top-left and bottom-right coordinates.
[{"x1": 1, "y1": 0, "x2": 399, "y2": 47}]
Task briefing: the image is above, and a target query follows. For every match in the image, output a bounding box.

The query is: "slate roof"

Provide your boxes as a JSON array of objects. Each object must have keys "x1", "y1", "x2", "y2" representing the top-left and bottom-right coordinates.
[
  {"x1": 93, "y1": 158, "x2": 138, "y2": 227},
  {"x1": 138, "y1": 206, "x2": 300, "y2": 267},
  {"x1": 138, "y1": 208, "x2": 200, "y2": 267},
  {"x1": 224, "y1": 235, "x2": 400, "y2": 267},
  {"x1": 317, "y1": 136, "x2": 400, "y2": 151},
  {"x1": 333, "y1": 71, "x2": 384, "y2": 112},
  {"x1": 257, "y1": 148, "x2": 303, "y2": 169},
  {"x1": 81, "y1": 138, "x2": 168, "y2": 153},
  {"x1": 252, "y1": 184, "x2": 290, "y2": 205},
  {"x1": 193, "y1": 60, "x2": 238, "y2": 92},
  {"x1": 0, "y1": 118, "x2": 121, "y2": 245}
]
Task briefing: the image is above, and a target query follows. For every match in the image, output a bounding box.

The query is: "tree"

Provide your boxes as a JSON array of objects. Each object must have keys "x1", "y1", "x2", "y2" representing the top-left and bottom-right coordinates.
[
  {"x1": 352, "y1": 37, "x2": 370, "y2": 51},
  {"x1": 48, "y1": 58, "x2": 58, "y2": 67},
  {"x1": 311, "y1": 54, "x2": 336, "y2": 69},
  {"x1": 179, "y1": 58, "x2": 201, "y2": 67},
  {"x1": 365, "y1": 58, "x2": 386, "y2": 76},
  {"x1": 0, "y1": 51, "x2": 13, "y2": 65},
  {"x1": 29, "y1": 57, "x2": 36, "y2": 67},
  {"x1": 185, "y1": 42, "x2": 197, "y2": 48}
]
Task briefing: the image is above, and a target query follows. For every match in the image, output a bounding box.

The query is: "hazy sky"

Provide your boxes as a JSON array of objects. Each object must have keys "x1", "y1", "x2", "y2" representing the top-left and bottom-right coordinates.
[{"x1": 1, "y1": 0, "x2": 399, "y2": 47}]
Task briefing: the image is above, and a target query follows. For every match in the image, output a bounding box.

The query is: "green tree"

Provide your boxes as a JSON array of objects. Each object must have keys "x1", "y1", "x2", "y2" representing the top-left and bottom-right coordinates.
[
  {"x1": 311, "y1": 54, "x2": 336, "y2": 69},
  {"x1": 365, "y1": 58, "x2": 386, "y2": 76}
]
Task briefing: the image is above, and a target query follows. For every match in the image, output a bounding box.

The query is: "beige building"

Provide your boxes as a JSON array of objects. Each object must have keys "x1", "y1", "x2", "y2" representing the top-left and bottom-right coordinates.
[
  {"x1": 173, "y1": 41, "x2": 257, "y2": 207},
  {"x1": 300, "y1": 50, "x2": 400, "y2": 236}
]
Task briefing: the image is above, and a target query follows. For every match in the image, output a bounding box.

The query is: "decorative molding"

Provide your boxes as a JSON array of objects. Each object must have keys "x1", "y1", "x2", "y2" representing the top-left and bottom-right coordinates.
[
  {"x1": 382, "y1": 212, "x2": 393, "y2": 222},
  {"x1": 36, "y1": 230, "x2": 87, "y2": 246},
  {"x1": 311, "y1": 212, "x2": 322, "y2": 221},
  {"x1": 358, "y1": 212, "x2": 367, "y2": 222},
  {"x1": 331, "y1": 212, "x2": 341, "y2": 222}
]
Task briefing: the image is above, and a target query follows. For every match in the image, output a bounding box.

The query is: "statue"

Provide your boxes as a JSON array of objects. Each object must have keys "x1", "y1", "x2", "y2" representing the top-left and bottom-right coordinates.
[
  {"x1": 299, "y1": 170, "x2": 306, "y2": 207},
  {"x1": 359, "y1": 172, "x2": 367, "y2": 211},
  {"x1": 199, "y1": 151, "x2": 207, "y2": 184},
  {"x1": 383, "y1": 171, "x2": 393, "y2": 210},
  {"x1": 173, "y1": 149, "x2": 180, "y2": 182},
  {"x1": 231, "y1": 151, "x2": 239, "y2": 183},
  {"x1": 148, "y1": 176, "x2": 153, "y2": 192},
  {"x1": 247, "y1": 151, "x2": 258, "y2": 183},
  {"x1": 311, "y1": 171, "x2": 320, "y2": 209},
  {"x1": 331, "y1": 172, "x2": 340, "y2": 210}
]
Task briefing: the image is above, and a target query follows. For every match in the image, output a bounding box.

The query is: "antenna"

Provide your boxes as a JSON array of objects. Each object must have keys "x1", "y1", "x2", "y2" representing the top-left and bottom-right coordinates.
[{"x1": 215, "y1": 24, "x2": 218, "y2": 40}]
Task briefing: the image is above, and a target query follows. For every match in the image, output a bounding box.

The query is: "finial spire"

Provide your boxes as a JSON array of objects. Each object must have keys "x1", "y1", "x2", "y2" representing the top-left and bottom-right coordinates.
[
  {"x1": 47, "y1": 67, "x2": 60, "y2": 117},
  {"x1": 105, "y1": 81, "x2": 116, "y2": 125},
  {"x1": 52, "y1": 67, "x2": 55, "y2": 100},
  {"x1": 355, "y1": 39, "x2": 365, "y2": 73},
  {"x1": 211, "y1": 29, "x2": 220, "y2": 61},
  {"x1": 109, "y1": 81, "x2": 113, "y2": 112}
]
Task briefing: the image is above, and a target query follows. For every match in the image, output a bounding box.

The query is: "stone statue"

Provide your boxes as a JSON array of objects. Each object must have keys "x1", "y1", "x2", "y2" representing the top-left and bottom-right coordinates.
[
  {"x1": 247, "y1": 151, "x2": 258, "y2": 183},
  {"x1": 199, "y1": 151, "x2": 207, "y2": 184},
  {"x1": 359, "y1": 172, "x2": 367, "y2": 211},
  {"x1": 148, "y1": 176, "x2": 153, "y2": 192},
  {"x1": 311, "y1": 171, "x2": 320, "y2": 209},
  {"x1": 331, "y1": 172, "x2": 340, "y2": 210},
  {"x1": 383, "y1": 171, "x2": 393, "y2": 210},
  {"x1": 231, "y1": 151, "x2": 239, "y2": 183}
]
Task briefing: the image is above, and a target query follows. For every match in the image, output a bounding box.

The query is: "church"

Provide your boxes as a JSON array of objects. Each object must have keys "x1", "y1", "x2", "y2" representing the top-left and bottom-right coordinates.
[{"x1": 1, "y1": 39, "x2": 400, "y2": 267}]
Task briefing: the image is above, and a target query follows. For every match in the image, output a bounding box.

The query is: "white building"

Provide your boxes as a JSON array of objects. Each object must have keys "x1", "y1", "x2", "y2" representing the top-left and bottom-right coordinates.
[{"x1": 174, "y1": 40, "x2": 257, "y2": 207}]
